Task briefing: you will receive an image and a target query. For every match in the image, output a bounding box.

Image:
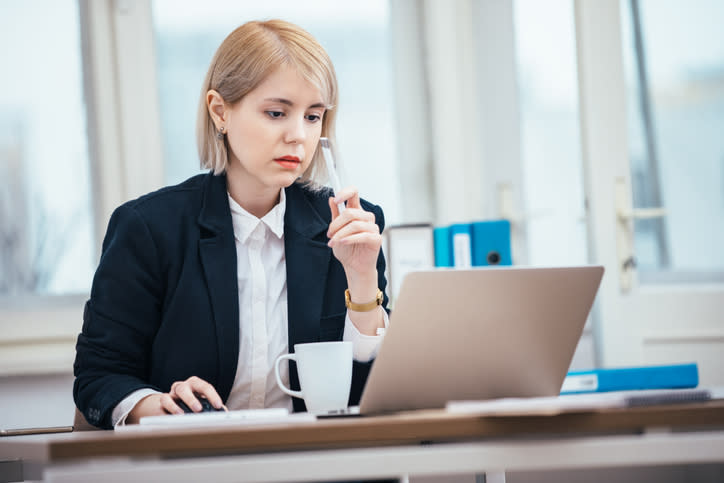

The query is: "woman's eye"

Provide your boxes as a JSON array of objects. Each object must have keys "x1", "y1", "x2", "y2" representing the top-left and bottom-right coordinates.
[
  {"x1": 266, "y1": 111, "x2": 284, "y2": 119},
  {"x1": 306, "y1": 114, "x2": 321, "y2": 122}
]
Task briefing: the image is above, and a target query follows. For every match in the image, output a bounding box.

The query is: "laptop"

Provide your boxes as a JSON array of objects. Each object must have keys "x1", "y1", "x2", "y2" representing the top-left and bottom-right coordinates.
[{"x1": 359, "y1": 265, "x2": 604, "y2": 415}]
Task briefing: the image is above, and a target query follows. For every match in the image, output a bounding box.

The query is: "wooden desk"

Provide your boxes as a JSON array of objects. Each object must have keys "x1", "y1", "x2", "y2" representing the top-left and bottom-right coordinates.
[{"x1": 2, "y1": 400, "x2": 724, "y2": 482}]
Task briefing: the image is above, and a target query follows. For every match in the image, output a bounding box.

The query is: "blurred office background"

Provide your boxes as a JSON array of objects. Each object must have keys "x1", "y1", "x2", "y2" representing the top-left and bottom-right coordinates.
[{"x1": 1, "y1": 0, "x2": 723, "y2": 470}]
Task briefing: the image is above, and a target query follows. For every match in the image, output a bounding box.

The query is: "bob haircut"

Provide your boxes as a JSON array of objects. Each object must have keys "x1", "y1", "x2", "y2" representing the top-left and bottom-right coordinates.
[{"x1": 196, "y1": 19, "x2": 338, "y2": 189}]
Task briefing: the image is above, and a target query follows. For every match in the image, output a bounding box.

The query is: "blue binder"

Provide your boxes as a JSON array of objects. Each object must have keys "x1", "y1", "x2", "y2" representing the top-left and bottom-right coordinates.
[
  {"x1": 433, "y1": 226, "x2": 453, "y2": 267},
  {"x1": 561, "y1": 363, "x2": 699, "y2": 394},
  {"x1": 471, "y1": 220, "x2": 512, "y2": 266},
  {"x1": 434, "y1": 220, "x2": 512, "y2": 267}
]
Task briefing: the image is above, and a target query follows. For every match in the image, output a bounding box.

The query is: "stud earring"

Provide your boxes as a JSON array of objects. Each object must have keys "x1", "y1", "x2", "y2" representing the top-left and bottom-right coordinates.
[{"x1": 216, "y1": 126, "x2": 225, "y2": 140}]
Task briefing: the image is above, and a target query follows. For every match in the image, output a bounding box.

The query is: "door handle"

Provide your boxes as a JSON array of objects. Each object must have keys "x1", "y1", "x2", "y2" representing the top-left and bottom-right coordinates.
[
  {"x1": 617, "y1": 207, "x2": 667, "y2": 221},
  {"x1": 614, "y1": 177, "x2": 666, "y2": 292}
]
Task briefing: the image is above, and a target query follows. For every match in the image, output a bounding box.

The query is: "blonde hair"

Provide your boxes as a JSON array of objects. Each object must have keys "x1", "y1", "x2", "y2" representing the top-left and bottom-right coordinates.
[{"x1": 196, "y1": 19, "x2": 338, "y2": 188}]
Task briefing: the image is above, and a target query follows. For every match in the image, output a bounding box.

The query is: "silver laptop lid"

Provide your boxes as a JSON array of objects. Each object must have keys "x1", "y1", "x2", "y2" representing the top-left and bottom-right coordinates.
[{"x1": 359, "y1": 265, "x2": 604, "y2": 414}]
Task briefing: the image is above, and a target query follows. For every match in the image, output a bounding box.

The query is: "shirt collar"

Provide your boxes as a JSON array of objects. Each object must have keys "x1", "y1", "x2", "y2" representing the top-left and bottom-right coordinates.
[{"x1": 227, "y1": 189, "x2": 286, "y2": 244}]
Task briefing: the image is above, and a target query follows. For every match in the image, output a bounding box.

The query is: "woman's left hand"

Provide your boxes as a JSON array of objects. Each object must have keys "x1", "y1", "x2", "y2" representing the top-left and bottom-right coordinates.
[{"x1": 327, "y1": 186, "x2": 382, "y2": 278}]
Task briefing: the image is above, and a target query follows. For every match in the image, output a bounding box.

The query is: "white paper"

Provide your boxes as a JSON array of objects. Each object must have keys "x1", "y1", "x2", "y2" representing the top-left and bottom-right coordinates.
[
  {"x1": 446, "y1": 388, "x2": 718, "y2": 417},
  {"x1": 446, "y1": 393, "x2": 627, "y2": 416}
]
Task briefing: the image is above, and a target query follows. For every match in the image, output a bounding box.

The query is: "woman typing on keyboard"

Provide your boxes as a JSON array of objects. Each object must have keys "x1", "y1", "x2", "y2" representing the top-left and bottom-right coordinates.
[{"x1": 73, "y1": 19, "x2": 389, "y2": 429}]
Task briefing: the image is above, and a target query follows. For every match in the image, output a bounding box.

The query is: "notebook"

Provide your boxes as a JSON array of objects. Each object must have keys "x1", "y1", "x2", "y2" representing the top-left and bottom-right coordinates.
[{"x1": 359, "y1": 265, "x2": 605, "y2": 415}]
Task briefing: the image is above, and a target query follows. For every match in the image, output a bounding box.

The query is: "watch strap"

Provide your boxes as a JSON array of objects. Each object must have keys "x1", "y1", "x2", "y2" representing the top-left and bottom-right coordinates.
[{"x1": 345, "y1": 289, "x2": 383, "y2": 312}]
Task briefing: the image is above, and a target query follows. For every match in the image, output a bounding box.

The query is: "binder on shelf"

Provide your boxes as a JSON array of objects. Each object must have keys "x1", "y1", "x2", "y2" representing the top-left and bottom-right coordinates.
[
  {"x1": 383, "y1": 224, "x2": 435, "y2": 303},
  {"x1": 471, "y1": 220, "x2": 512, "y2": 266},
  {"x1": 433, "y1": 220, "x2": 512, "y2": 268},
  {"x1": 560, "y1": 362, "x2": 699, "y2": 394},
  {"x1": 433, "y1": 226, "x2": 452, "y2": 267}
]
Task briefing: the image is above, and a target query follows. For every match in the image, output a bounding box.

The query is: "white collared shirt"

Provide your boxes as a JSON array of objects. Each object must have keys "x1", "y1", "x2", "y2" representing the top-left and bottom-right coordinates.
[
  {"x1": 112, "y1": 188, "x2": 387, "y2": 425},
  {"x1": 225, "y1": 189, "x2": 289, "y2": 410}
]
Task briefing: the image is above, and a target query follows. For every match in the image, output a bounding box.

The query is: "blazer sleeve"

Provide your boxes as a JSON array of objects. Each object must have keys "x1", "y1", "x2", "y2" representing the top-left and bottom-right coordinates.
[
  {"x1": 348, "y1": 200, "x2": 389, "y2": 406},
  {"x1": 73, "y1": 203, "x2": 164, "y2": 429}
]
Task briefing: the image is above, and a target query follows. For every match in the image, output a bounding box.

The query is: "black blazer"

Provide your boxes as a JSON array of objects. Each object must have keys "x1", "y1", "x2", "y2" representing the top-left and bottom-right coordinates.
[{"x1": 73, "y1": 172, "x2": 388, "y2": 429}]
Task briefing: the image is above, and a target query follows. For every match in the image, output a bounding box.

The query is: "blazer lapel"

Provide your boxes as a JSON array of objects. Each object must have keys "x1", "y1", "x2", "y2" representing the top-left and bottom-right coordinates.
[
  {"x1": 284, "y1": 183, "x2": 332, "y2": 350},
  {"x1": 197, "y1": 173, "x2": 239, "y2": 401}
]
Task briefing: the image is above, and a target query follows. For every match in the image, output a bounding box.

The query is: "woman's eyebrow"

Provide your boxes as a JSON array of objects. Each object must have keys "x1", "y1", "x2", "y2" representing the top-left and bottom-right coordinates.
[{"x1": 264, "y1": 97, "x2": 326, "y2": 109}]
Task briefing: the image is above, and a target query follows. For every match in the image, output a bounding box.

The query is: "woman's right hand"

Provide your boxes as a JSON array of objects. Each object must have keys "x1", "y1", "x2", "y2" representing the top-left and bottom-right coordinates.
[{"x1": 126, "y1": 376, "x2": 226, "y2": 424}]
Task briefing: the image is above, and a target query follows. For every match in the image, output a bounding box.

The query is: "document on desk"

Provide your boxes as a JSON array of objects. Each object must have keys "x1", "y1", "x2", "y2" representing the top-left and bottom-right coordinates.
[
  {"x1": 446, "y1": 388, "x2": 720, "y2": 417},
  {"x1": 115, "y1": 408, "x2": 316, "y2": 432}
]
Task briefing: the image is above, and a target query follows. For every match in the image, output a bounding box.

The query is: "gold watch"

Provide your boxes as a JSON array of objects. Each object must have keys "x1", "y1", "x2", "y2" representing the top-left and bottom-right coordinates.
[{"x1": 345, "y1": 289, "x2": 383, "y2": 312}]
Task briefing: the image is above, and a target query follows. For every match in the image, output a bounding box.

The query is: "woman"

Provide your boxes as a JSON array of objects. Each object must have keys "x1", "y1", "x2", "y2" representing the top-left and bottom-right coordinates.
[{"x1": 73, "y1": 19, "x2": 389, "y2": 429}]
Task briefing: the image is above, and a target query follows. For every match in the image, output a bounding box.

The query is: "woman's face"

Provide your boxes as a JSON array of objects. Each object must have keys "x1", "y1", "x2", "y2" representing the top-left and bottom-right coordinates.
[{"x1": 223, "y1": 65, "x2": 326, "y2": 196}]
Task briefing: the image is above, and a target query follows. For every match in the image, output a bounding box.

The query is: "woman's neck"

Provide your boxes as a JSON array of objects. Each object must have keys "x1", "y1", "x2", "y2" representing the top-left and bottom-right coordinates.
[{"x1": 226, "y1": 166, "x2": 281, "y2": 219}]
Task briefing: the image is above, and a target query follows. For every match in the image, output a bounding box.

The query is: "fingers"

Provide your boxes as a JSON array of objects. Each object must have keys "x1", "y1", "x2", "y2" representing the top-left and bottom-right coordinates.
[
  {"x1": 328, "y1": 218, "x2": 380, "y2": 248},
  {"x1": 160, "y1": 392, "x2": 185, "y2": 415},
  {"x1": 328, "y1": 186, "x2": 377, "y2": 245},
  {"x1": 331, "y1": 186, "x2": 361, "y2": 212},
  {"x1": 327, "y1": 204, "x2": 375, "y2": 232},
  {"x1": 329, "y1": 196, "x2": 340, "y2": 219},
  {"x1": 166, "y1": 376, "x2": 224, "y2": 413}
]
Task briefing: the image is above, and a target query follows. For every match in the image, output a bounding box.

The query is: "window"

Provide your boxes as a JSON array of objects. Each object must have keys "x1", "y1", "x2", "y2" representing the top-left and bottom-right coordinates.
[
  {"x1": 0, "y1": 0, "x2": 98, "y2": 376},
  {"x1": 152, "y1": 0, "x2": 402, "y2": 223},
  {"x1": 513, "y1": 0, "x2": 588, "y2": 266},
  {"x1": 622, "y1": 0, "x2": 724, "y2": 280},
  {"x1": 0, "y1": 0, "x2": 94, "y2": 296}
]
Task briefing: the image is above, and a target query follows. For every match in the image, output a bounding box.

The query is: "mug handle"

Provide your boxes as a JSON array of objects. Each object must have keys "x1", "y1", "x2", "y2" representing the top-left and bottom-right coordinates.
[{"x1": 275, "y1": 353, "x2": 303, "y2": 398}]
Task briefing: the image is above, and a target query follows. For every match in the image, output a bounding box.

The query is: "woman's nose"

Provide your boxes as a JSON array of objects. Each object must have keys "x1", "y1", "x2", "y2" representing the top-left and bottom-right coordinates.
[{"x1": 284, "y1": 117, "x2": 306, "y2": 144}]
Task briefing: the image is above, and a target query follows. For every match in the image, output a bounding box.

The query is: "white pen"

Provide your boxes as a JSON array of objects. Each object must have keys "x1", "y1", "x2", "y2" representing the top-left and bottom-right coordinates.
[{"x1": 319, "y1": 137, "x2": 345, "y2": 213}]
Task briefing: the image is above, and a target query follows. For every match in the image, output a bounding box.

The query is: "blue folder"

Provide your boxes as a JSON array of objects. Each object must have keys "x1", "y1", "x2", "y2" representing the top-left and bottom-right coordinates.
[
  {"x1": 561, "y1": 363, "x2": 699, "y2": 394},
  {"x1": 471, "y1": 220, "x2": 512, "y2": 266},
  {"x1": 433, "y1": 226, "x2": 453, "y2": 267},
  {"x1": 433, "y1": 220, "x2": 512, "y2": 267}
]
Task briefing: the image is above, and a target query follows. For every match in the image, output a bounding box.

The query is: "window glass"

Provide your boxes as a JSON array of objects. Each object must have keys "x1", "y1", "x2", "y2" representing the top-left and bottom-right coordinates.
[
  {"x1": 621, "y1": 0, "x2": 724, "y2": 279},
  {"x1": 152, "y1": 0, "x2": 401, "y2": 224},
  {"x1": 0, "y1": 1, "x2": 94, "y2": 295},
  {"x1": 513, "y1": 0, "x2": 588, "y2": 266}
]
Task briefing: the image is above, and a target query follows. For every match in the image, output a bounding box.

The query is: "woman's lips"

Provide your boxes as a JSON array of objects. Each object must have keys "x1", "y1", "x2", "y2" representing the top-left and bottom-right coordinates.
[{"x1": 275, "y1": 156, "x2": 301, "y2": 170}]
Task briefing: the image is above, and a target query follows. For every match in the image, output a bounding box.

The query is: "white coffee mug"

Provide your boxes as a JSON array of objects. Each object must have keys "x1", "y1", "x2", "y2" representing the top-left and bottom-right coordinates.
[{"x1": 275, "y1": 341, "x2": 353, "y2": 413}]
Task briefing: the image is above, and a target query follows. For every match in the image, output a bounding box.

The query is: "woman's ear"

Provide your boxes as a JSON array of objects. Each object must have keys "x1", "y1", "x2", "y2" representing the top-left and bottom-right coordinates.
[{"x1": 206, "y1": 90, "x2": 227, "y2": 127}]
